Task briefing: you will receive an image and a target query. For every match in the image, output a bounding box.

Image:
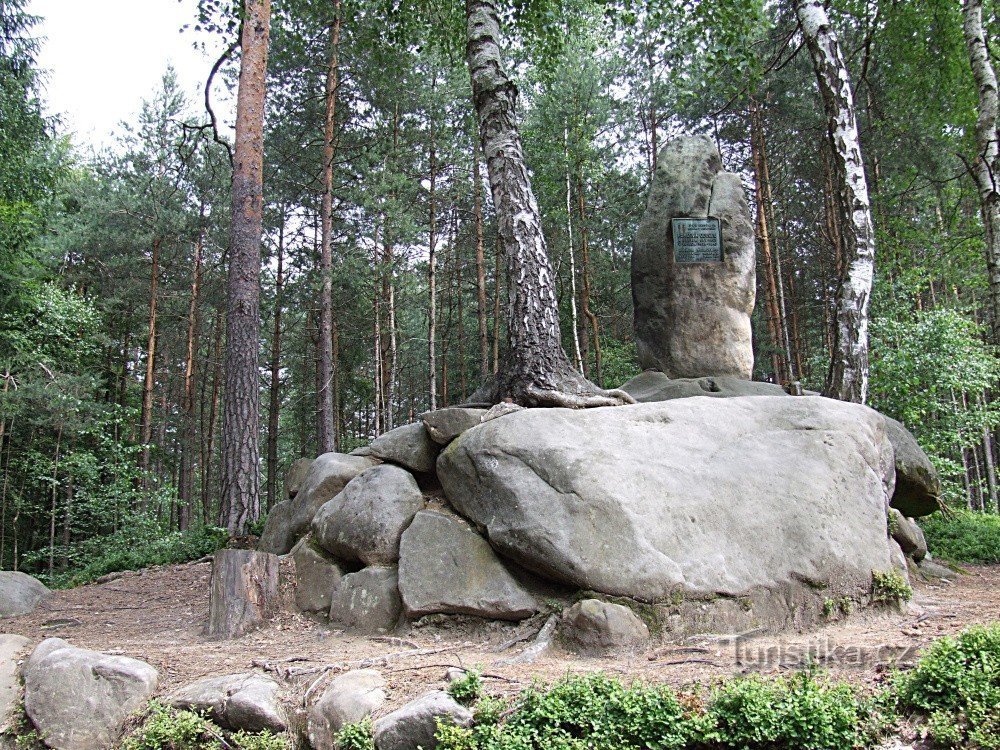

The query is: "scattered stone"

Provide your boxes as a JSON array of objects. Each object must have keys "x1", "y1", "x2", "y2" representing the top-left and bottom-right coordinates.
[
  {"x1": 0, "y1": 635, "x2": 30, "y2": 732},
  {"x1": 917, "y1": 559, "x2": 958, "y2": 582},
  {"x1": 368, "y1": 423, "x2": 440, "y2": 474},
  {"x1": 167, "y1": 673, "x2": 286, "y2": 734},
  {"x1": 559, "y1": 600, "x2": 650, "y2": 655},
  {"x1": 259, "y1": 452, "x2": 379, "y2": 554},
  {"x1": 890, "y1": 509, "x2": 927, "y2": 561},
  {"x1": 0, "y1": 571, "x2": 50, "y2": 618},
  {"x1": 23, "y1": 638, "x2": 158, "y2": 750},
  {"x1": 421, "y1": 408, "x2": 488, "y2": 445},
  {"x1": 438, "y1": 397, "x2": 895, "y2": 604},
  {"x1": 307, "y1": 669, "x2": 386, "y2": 750},
  {"x1": 329, "y1": 566, "x2": 402, "y2": 633},
  {"x1": 883, "y1": 418, "x2": 941, "y2": 517},
  {"x1": 444, "y1": 667, "x2": 467, "y2": 682},
  {"x1": 398, "y1": 510, "x2": 538, "y2": 621},
  {"x1": 284, "y1": 457, "x2": 314, "y2": 500},
  {"x1": 621, "y1": 371, "x2": 790, "y2": 402},
  {"x1": 291, "y1": 537, "x2": 343, "y2": 613},
  {"x1": 632, "y1": 136, "x2": 756, "y2": 379},
  {"x1": 207, "y1": 549, "x2": 280, "y2": 639},
  {"x1": 481, "y1": 402, "x2": 524, "y2": 423},
  {"x1": 312, "y1": 465, "x2": 424, "y2": 566},
  {"x1": 373, "y1": 690, "x2": 473, "y2": 750},
  {"x1": 498, "y1": 614, "x2": 558, "y2": 666}
]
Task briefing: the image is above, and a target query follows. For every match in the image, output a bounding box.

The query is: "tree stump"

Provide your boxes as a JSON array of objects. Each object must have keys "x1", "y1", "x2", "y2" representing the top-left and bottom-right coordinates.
[{"x1": 206, "y1": 549, "x2": 279, "y2": 639}]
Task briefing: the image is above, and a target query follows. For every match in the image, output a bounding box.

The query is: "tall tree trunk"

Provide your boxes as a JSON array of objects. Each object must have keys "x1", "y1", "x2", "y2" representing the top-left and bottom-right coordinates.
[
  {"x1": 795, "y1": 0, "x2": 876, "y2": 404},
  {"x1": 428, "y1": 85, "x2": 439, "y2": 412},
  {"x1": 220, "y1": 0, "x2": 271, "y2": 536},
  {"x1": 266, "y1": 215, "x2": 285, "y2": 511},
  {"x1": 563, "y1": 128, "x2": 583, "y2": 374},
  {"x1": 139, "y1": 237, "x2": 161, "y2": 503},
  {"x1": 962, "y1": 0, "x2": 1000, "y2": 344},
  {"x1": 576, "y1": 170, "x2": 602, "y2": 386},
  {"x1": 473, "y1": 137, "x2": 490, "y2": 381},
  {"x1": 202, "y1": 312, "x2": 223, "y2": 524},
  {"x1": 465, "y1": 0, "x2": 631, "y2": 407},
  {"x1": 318, "y1": 0, "x2": 342, "y2": 452},
  {"x1": 179, "y1": 206, "x2": 205, "y2": 531}
]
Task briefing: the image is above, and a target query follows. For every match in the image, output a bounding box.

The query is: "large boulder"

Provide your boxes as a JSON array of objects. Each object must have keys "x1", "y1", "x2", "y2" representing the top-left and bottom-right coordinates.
[
  {"x1": 329, "y1": 566, "x2": 401, "y2": 633},
  {"x1": 307, "y1": 669, "x2": 386, "y2": 750},
  {"x1": 621, "y1": 371, "x2": 789, "y2": 402},
  {"x1": 438, "y1": 397, "x2": 895, "y2": 603},
  {"x1": 284, "y1": 457, "x2": 314, "y2": 500},
  {"x1": 259, "y1": 452, "x2": 378, "y2": 554},
  {"x1": 368, "y1": 423, "x2": 440, "y2": 474},
  {"x1": 23, "y1": 638, "x2": 158, "y2": 750},
  {"x1": 559, "y1": 600, "x2": 650, "y2": 655},
  {"x1": 0, "y1": 571, "x2": 50, "y2": 618},
  {"x1": 398, "y1": 510, "x2": 538, "y2": 621},
  {"x1": 167, "y1": 673, "x2": 287, "y2": 733},
  {"x1": 889, "y1": 509, "x2": 928, "y2": 562},
  {"x1": 883, "y1": 418, "x2": 941, "y2": 517},
  {"x1": 0, "y1": 635, "x2": 30, "y2": 733},
  {"x1": 291, "y1": 537, "x2": 343, "y2": 613},
  {"x1": 421, "y1": 408, "x2": 488, "y2": 446},
  {"x1": 373, "y1": 690, "x2": 473, "y2": 750},
  {"x1": 632, "y1": 136, "x2": 755, "y2": 379},
  {"x1": 312, "y1": 465, "x2": 424, "y2": 566}
]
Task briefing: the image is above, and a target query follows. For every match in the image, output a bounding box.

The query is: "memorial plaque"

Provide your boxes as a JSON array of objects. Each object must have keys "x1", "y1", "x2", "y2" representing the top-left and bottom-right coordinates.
[{"x1": 671, "y1": 217, "x2": 723, "y2": 263}]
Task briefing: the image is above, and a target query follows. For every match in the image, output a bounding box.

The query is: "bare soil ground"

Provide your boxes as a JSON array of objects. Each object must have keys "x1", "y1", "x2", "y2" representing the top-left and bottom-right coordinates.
[{"x1": 6, "y1": 561, "x2": 1000, "y2": 715}]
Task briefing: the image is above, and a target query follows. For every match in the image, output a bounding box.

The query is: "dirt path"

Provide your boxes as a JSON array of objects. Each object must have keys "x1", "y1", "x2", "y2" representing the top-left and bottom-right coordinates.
[{"x1": 6, "y1": 561, "x2": 999, "y2": 710}]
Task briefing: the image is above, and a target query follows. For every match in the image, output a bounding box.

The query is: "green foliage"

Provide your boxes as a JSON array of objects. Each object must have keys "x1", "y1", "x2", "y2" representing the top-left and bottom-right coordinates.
[
  {"x1": 121, "y1": 702, "x2": 290, "y2": 750},
  {"x1": 921, "y1": 509, "x2": 1000, "y2": 564},
  {"x1": 895, "y1": 624, "x2": 1000, "y2": 749},
  {"x1": 25, "y1": 519, "x2": 228, "y2": 589},
  {"x1": 228, "y1": 731, "x2": 289, "y2": 750},
  {"x1": 871, "y1": 570, "x2": 913, "y2": 604},
  {"x1": 448, "y1": 669, "x2": 484, "y2": 706},
  {"x1": 335, "y1": 719, "x2": 376, "y2": 750}
]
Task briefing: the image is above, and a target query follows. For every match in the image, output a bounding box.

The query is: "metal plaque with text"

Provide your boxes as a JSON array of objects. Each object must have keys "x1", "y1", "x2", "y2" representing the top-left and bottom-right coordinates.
[{"x1": 672, "y1": 217, "x2": 723, "y2": 263}]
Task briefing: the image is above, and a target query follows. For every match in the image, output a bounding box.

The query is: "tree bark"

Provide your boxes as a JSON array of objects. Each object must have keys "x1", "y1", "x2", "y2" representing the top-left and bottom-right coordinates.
[
  {"x1": 139, "y1": 237, "x2": 161, "y2": 501},
  {"x1": 795, "y1": 0, "x2": 876, "y2": 404},
  {"x1": 473, "y1": 137, "x2": 490, "y2": 380},
  {"x1": 428, "y1": 84, "x2": 439, "y2": 412},
  {"x1": 266, "y1": 214, "x2": 284, "y2": 511},
  {"x1": 576, "y1": 170, "x2": 602, "y2": 386},
  {"x1": 179, "y1": 207, "x2": 205, "y2": 531},
  {"x1": 220, "y1": 0, "x2": 271, "y2": 536},
  {"x1": 962, "y1": 0, "x2": 1000, "y2": 344},
  {"x1": 206, "y1": 548, "x2": 279, "y2": 639},
  {"x1": 318, "y1": 0, "x2": 342, "y2": 453},
  {"x1": 465, "y1": 0, "x2": 631, "y2": 407}
]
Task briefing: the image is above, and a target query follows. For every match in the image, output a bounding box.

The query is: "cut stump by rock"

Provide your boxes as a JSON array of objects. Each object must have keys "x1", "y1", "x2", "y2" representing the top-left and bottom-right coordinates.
[{"x1": 207, "y1": 549, "x2": 280, "y2": 639}]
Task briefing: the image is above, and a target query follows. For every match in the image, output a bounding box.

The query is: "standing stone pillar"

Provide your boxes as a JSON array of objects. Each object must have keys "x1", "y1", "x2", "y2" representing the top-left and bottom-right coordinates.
[{"x1": 632, "y1": 136, "x2": 756, "y2": 379}]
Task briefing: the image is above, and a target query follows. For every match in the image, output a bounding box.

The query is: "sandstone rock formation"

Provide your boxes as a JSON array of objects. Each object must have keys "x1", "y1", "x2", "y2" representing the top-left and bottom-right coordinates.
[
  {"x1": 559, "y1": 599, "x2": 650, "y2": 655},
  {"x1": 167, "y1": 673, "x2": 287, "y2": 733},
  {"x1": 308, "y1": 669, "x2": 386, "y2": 750},
  {"x1": 373, "y1": 690, "x2": 473, "y2": 750},
  {"x1": 329, "y1": 566, "x2": 402, "y2": 633},
  {"x1": 0, "y1": 635, "x2": 29, "y2": 733},
  {"x1": 0, "y1": 571, "x2": 50, "y2": 618},
  {"x1": 368, "y1": 422, "x2": 440, "y2": 474},
  {"x1": 421, "y1": 407, "x2": 487, "y2": 445},
  {"x1": 632, "y1": 136, "x2": 755, "y2": 379},
  {"x1": 291, "y1": 537, "x2": 343, "y2": 613}
]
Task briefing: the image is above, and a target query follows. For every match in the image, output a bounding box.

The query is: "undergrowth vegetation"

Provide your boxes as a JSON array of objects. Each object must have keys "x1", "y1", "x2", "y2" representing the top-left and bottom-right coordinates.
[
  {"x1": 922, "y1": 509, "x2": 1000, "y2": 564},
  {"x1": 120, "y1": 702, "x2": 289, "y2": 750}
]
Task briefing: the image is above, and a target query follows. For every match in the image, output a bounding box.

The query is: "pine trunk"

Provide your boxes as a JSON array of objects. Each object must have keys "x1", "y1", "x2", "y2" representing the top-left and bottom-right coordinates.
[
  {"x1": 473, "y1": 139, "x2": 490, "y2": 380},
  {"x1": 266, "y1": 217, "x2": 284, "y2": 511},
  {"x1": 206, "y1": 548, "x2": 279, "y2": 639},
  {"x1": 139, "y1": 237, "x2": 161, "y2": 500},
  {"x1": 179, "y1": 209, "x2": 204, "y2": 531}
]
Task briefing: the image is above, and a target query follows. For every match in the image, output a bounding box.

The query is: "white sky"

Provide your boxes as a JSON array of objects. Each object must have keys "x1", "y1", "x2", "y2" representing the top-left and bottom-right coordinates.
[{"x1": 28, "y1": 0, "x2": 228, "y2": 151}]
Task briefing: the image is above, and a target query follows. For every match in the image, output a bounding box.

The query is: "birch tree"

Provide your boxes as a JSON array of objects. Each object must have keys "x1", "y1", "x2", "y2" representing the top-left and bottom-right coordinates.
[{"x1": 794, "y1": 0, "x2": 876, "y2": 404}]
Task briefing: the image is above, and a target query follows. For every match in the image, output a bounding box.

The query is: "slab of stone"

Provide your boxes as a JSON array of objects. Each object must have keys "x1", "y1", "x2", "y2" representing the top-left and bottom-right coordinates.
[
  {"x1": 883, "y1": 418, "x2": 941, "y2": 517},
  {"x1": 368, "y1": 423, "x2": 439, "y2": 474},
  {"x1": 917, "y1": 559, "x2": 958, "y2": 582},
  {"x1": 23, "y1": 638, "x2": 158, "y2": 750},
  {"x1": 560, "y1": 600, "x2": 650, "y2": 655},
  {"x1": 421, "y1": 408, "x2": 487, "y2": 445},
  {"x1": 890, "y1": 509, "x2": 927, "y2": 561},
  {"x1": 0, "y1": 635, "x2": 30, "y2": 733},
  {"x1": 621, "y1": 371, "x2": 789, "y2": 402},
  {"x1": 308, "y1": 669, "x2": 386, "y2": 750},
  {"x1": 632, "y1": 136, "x2": 755, "y2": 379},
  {"x1": 167, "y1": 673, "x2": 286, "y2": 733},
  {"x1": 0, "y1": 571, "x2": 50, "y2": 618},
  {"x1": 398, "y1": 510, "x2": 538, "y2": 621},
  {"x1": 312, "y1": 465, "x2": 424, "y2": 566},
  {"x1": 284, "y1": 457, "x2": 314, "y2": 500},
  {"x1": 259, "y1": 452, "x2": 379, "y2": 554},
  {"x1": 291, "y1": 537, "x2": 343, "y2": 613},
  {"x1": 373, "y1": 690, "x2": 472, "y2": 750},
  {"x1": 329, "y1": 566, "x2": 401, "y2": 634}
]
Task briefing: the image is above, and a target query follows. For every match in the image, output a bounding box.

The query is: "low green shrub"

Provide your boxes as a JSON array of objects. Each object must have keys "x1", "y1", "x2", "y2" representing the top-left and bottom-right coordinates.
[
  {"x1": 26, "y1": 519, "x2": 228, "y2": 588},
  {"x1": 335, "y1": 719, "x2": 375, "y2": 750},
  {"x1": 895, "y1": 623, "x2": 1000, "y2": 749},
  {"x1": 921, "y1": 509, "x2": 1000, "y2": 564},
  {"x1": 872, "y1": 570, "x2": 913, "y2": 604},
  {"x1": 448, "y1": 669, "x2": 483, "y2": 706},
  {"x1": 120, "y1": 701, "x2": 290, "y2": 750}
]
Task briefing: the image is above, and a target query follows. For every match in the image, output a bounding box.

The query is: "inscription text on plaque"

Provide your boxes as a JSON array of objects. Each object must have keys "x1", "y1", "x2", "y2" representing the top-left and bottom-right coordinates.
[{"x1": 671, "y1": 217, "x2": 723, "y2": 263}]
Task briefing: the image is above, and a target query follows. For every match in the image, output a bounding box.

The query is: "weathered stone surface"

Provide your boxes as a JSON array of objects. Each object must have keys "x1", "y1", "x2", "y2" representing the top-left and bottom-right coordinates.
[
  {"x1": 621, "y1": 371, "x2": 790, "y2": 402},
  {"x1": 398, "y1": 510, "x2": 538, "y2": 621},
  {"x1": 560, "y1": 600, "x2": 650, "y2": 655},
  {"x1": 329, "y1": 566, "x2": 401, "y2": 633},
  {"x1": 917, "y1": 558, "x2": 958, "y2": 582},
  {"x1": 373, "y1": 690, "x2": 473, "y2": 750},
  {"x1": 291, "y1": 537, "x2": 343, "y2": 613},
  {"x1": 888, "y1": 538, "x2": 908, "y2": 577},
  {"x1": 168, "y1": 673, "x2": 286, "y2": 733},
  {"x1": 0, "y1": 635, "x2": 30, "y2": 733},
  {"x1": 632, "y1": 136, "x2": 755, "y2": 379},
  {"x1": 284, "y1": 457, "x2": 314, "y2": 500},
  {"x1": 259, "y1": 452, "x2": 379, "y2": 554},
  {"x1": 312, "y1": 465, "x2": 424, "y2": 566},
  {"x1": 421, "y1": 408, "x2": 487, "y2": 445},
  {"x1": 889, "y1": 509, "x2": 927, "y2": 561},
  {"x1": 0, "y1": 571, "x2": 50, "y2": 618},
  {"x1": 368, "y1": 423, "x2": 440, "y2": 474},
  {"x1": 308, "y1": 669, "x2": 386, "y2": 750},
  {"x1": 438, "y1": 397, "x2": 894, "y2": 602},
  {"x1": 883, "y1": 418, "x2": 941, "y2": 518},
  {"x1": 24, "y1": 638, "x2": 158, "y2": 750}
]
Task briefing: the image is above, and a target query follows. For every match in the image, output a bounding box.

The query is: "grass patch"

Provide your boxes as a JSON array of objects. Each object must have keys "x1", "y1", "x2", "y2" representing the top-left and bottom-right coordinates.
[{"x1": 921, "y1": 509, "x2": 1000, "y2": 564}]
